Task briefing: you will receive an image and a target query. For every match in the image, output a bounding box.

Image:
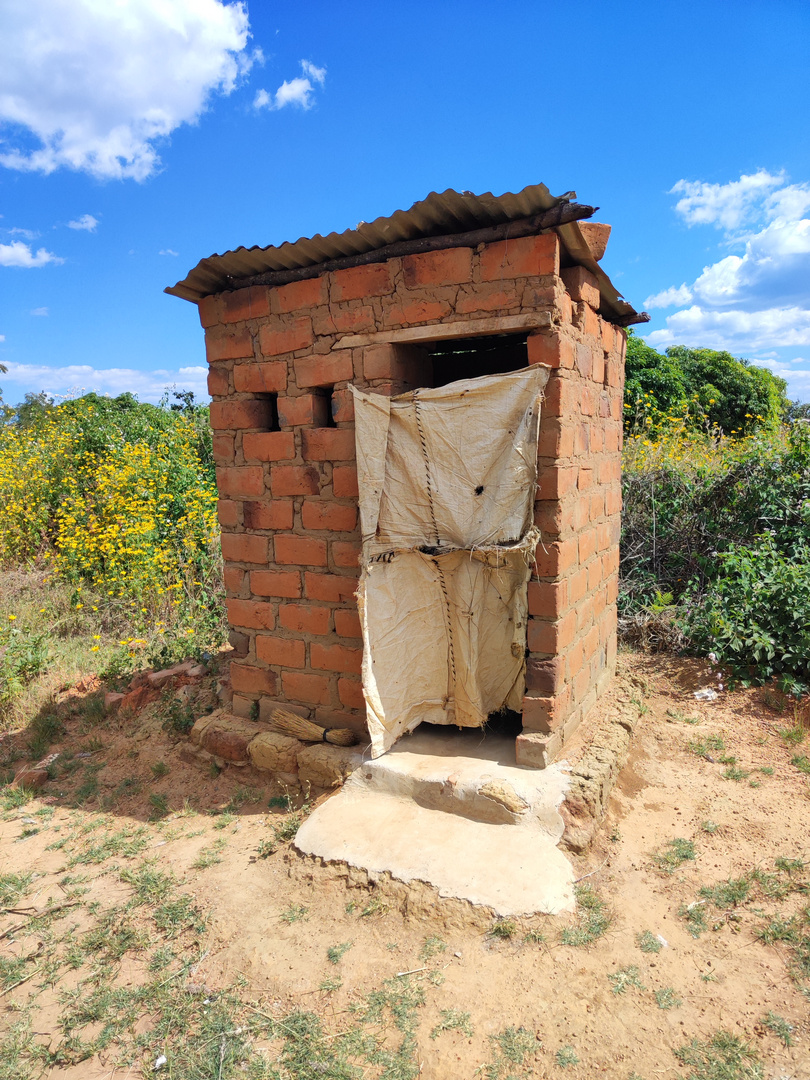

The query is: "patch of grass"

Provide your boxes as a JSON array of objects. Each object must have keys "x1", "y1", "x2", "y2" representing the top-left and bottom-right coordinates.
[
  {"x1": 0, "y1": 871, "x2": 32, "y2": 906},
  {"x1": 759, "y1": 766, "x2": 774, "y2": 776},
  {"x1": 0, "y1": 954, "x2": 30, "y2": 991},
  {"x1": 355, "y1": 895, "x2": 389, "y2": 918},
  {"x1": 269, "y1": 793, "x2": 292, "y2": 810},
  {"x1": 120, "y1": 863, "x2": 176, "y2": 905},
  {"x1": 224, "y1": 784, "x2": 262, "y2": 812},
  {"x1": 679, "y1": 901, "x2": 710, "y2": 937},
  {"x1": 280, "y1": 903, "x2": 309, "y2": 924},
  {"x1": 791, "y1": 753, "x2": 810, "y2": 774},
  {"x1": 523, "y1": 929, "x2": 546, "y2": 944},
  {"x1": 608, "y1": 965, "x2": 645, "y2": 995},
  {"x1": 114, "y1": 776, "x2": 142, "y2": 798},
  {"x1": 212, "y1": 810, "x2": 236, "y2": 830},
  {"x1": 430, "y1": 1008, "x2": 473, "y2": 1039},
  {"x1": 419, "y1": 935, "x2": 446, "y2": 961},
  {"x1": 555, "y1": 1044, "x2": 579, "y2": 1068},
  {"x1": 561, "y1": 885, "x2": 611, "y2": 946},
  {"x1": 699, "y1": 876, "x2": 752, "y2": 909},
  {"x1": 636, "y1": 930, "x2": 663, "y2": 954},
  {"x1": 26, "y1": 711, "x2": 63, "y2": 760},
  {"x1": 148, "y1": 792, "x2": 170, "y2": 820},
  {"x1": 70, "y1": 775, "x2": 99, "y2": 806},
  {"x1": 488, "y1": 918, "x2": 517, "y2": 940},
  {"x1": 652, "y1": 837, "x2": 696, "y2": 873},
  {"x1": 654, "y1": 986, "x2": 682, "y2": 1010},
  {"x1": 778, "y1": 725, "x2": 806, "y2": 746},
  {"x1": 82, "y1": 908, "x2": 147, "y2": 960},
  {"x1": 761, "y1": 1011, "x2": 794, "y2": 1046},
  {"x1": 152, "y1": 894, "x2": 206, "y2": 938},
  {"x1": 0, "y1": 784, "x2": 34, "y2": 811},
  {"x1": 319, "y1": 975, "x2": 342, "y2": 993},
  {"x1": 666, "y1": 707, "x2": 701, "y2": 724},
  {"x1": 774, "y1": 856, "x2": 805, "y2": 874},
  {"x1": 158, "y1": 692, "x2": 195, "y2": 737},
  {"x1": 674, "y1": 1030, "x2": 763, "y2": 1080},
  {"x1": 147, "y1": 945, "x2": 175, "y2": 972},
  {"x1": 722, "y1": 765, "x2": 750, "y2": 781},
  {"x1": 68, "y1": 825, "x2": 149, "y2": 865},
  {"x1": 688, "y1": 733, "x2": 725, "y2": 759},
  {"x1": 484, "y1": 1026, "x2": 537, "y2": 1079},
  {"x1": 327, "y1": 941, "x2": 353, "y2": 964},
  {"x1": 150, "y1": 760, "x2": 170, "y2": 779},
  {"x1": 256, "y1": 838, "x2": 275, "y2": 859},
  {"x1": 191, "y1": 838, "x2": 226, "y2": 869}
]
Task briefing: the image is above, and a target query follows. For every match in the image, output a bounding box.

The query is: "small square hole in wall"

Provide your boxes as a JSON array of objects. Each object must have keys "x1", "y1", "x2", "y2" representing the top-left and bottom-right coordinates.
[
  {"x1": 253, "y1": 392, "x2": 280, "y2": 431},
  {"x1": 314, "y1": 386, "x2": 337, "y2": 427}
]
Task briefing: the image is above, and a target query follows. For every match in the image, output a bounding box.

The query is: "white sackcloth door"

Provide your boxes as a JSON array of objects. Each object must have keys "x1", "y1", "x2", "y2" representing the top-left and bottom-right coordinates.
[{"x1": 352, "y1": 365, "x2": 550, "y2": 757}]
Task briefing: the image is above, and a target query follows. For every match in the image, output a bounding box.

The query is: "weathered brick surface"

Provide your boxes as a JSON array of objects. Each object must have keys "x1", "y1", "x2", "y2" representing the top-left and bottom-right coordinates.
[
  {"x1": 205, "y1": 327, "x2": 253, "y2": 362},
  {"x1": 294, "y1": 353, "x2": 353, "y2": 388},
  {"x1": 199, "y1": 235, "x2": 624, "y2": 758},
  {"x1": 216, "y1": 467, "x2": 264, "y2": 498},
  {"x1": 402, "y1": 248, "x2": 472, "y2": 287},
  {"x1": 242, "y1": 432, "x2": 295, "y2": 461},
  {"x1": 210, "y1": 400, "x2": 271, "y2": 431},
  {"x1": 259, "y1": 318, "x2": 313, "y2": 356},
  {"x1": 270, "y1": 465, "x2": 320, "y2": 497},
  {"x1": 277, "y1": 393, "x2": 330, "y2": 428},
  {"x1": 233, "y1": 361, "x2": 287, "y2": 394}
]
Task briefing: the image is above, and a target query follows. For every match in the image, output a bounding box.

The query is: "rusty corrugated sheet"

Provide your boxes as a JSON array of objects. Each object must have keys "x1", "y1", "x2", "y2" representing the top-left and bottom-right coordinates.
[{"x1": 165, "y1": 182, "x2": 643, "y2": 324}]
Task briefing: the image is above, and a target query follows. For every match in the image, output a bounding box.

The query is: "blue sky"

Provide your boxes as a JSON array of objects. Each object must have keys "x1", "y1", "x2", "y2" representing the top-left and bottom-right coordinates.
[{"x1": 2, "y1": 0, "x2": 810, "y2": 404}]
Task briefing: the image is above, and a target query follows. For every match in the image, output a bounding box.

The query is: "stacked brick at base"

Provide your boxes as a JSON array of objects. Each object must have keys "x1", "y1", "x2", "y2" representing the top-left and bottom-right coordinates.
[{"x1": 202, "y1": 232, "x2": 625, "y2": 767}]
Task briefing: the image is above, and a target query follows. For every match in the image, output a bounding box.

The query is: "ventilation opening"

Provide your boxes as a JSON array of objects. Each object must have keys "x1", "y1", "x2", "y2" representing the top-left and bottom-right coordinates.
[
  {"x1": 314, "y1": 386, "x2": 337, "y2": 427},
  {"x1": 254, "y1": 392, "x2": 280, "y2": 432},
  {"x1": 427, "y1": 332, "x2": 529, "y2": 388}
]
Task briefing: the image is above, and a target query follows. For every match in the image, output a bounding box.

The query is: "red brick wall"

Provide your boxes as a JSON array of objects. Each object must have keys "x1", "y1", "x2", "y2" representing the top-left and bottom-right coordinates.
[
  {"x1": 515, "y1": 266, "x2": 625, "y2": 767},
  {"x1": 200, "y1": 233, "x2": 623, "y2": 761}
]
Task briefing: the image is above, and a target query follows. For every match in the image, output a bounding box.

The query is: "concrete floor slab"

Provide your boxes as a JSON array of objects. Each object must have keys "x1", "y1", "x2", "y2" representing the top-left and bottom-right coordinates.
[{"x1": 294, "y1": 724, "x2": 575, "y2": 916}]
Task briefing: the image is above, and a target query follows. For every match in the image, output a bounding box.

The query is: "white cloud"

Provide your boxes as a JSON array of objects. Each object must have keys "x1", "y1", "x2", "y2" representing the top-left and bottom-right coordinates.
[
  {"x1": 274, "y1": 77, "x2": 315, "y2": 109},
  {"x1": 6, "y1": 226, "x2": 38, "y2": 240},
  {"x1": 647, "y1": 305, "x2": 810, "y2": 351},
  {"x1": 30, "y1": 307, "x2": 49, "y2": 316},
  {"x1": 0, "y1": 361, "x2": 209, "y2": 404},
  {"x1": 0, "y1": 0, "x2": 253, "y2": 181},
  {"x1": 649, "y1": 172, "x2": 810, "y2": 383},
  {"x1": 0, "y1": 334, "x2": 5, "y2": 343},
  {"x1": 670, "y1": 170, "x2": 785, "y2": 230},
  {"x1": 301, "y1": 60, "x2": 326, "y2": 86},
  {"x1": 0, "y1": 241, "x2": 63, "y2": 267},
  {"x1": 159, "y1": 249, "x2": 179, "y2": 256},
  {"x1": 67, "y1": 214, "x2": 98, "y2": 232},
  {"x1": 254, "y1": 59, "x2": 326, "y2": 111},
  {"x1": 643, "y1": 283, "x2": 692, "y2": 309}
]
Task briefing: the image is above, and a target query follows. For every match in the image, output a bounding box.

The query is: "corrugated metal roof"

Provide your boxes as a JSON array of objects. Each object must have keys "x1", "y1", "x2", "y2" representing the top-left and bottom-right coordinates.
[{"x1": 165, "y1": 182, "x2": 645, "y2": 324}]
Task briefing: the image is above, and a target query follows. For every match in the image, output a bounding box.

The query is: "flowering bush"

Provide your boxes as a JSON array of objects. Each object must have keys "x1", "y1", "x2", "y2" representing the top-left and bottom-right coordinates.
[{"x1": 0, "y1": 393, "x2": 226, "y2": 667}]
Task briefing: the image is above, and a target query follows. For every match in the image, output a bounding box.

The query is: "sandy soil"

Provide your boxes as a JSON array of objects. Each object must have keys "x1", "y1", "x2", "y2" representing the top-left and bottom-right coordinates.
[{"x1": 1, "y1": 650, "x2": 809, "y2": 1079}]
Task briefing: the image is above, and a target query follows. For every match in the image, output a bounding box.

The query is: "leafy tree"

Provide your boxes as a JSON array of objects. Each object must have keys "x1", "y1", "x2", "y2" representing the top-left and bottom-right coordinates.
[
  {"x1": 624, "y1": 333, "x2": 689, "y2": 417},
  {"x1": 668, "y1": 345, "x2": 789, "y2": 433},
  {"x1": 624, "y1": 334, "x2": 789, "y2": 433}
]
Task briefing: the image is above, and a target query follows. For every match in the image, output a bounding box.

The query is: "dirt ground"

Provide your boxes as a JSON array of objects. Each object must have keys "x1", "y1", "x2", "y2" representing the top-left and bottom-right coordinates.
[{"x1": 1, "y1": 649, "x2": 809, "y2": 1079}]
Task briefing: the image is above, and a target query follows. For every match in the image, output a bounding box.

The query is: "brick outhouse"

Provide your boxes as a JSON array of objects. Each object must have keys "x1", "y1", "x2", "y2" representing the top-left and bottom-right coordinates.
[{"x1": 167, "y1": 184, "x2": 646, "y2": 767}]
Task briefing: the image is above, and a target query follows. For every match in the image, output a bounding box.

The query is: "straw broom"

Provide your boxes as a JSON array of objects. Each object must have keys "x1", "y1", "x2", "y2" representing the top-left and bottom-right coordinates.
[{"x1": 270, "y1": 708, "x2": 359, "y2": 747}]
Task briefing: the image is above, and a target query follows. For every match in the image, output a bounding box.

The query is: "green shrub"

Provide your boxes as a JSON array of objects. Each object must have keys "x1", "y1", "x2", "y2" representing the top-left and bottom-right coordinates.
[{"x1": 684, "y1": 534, "x2": 810, "y2": 694}]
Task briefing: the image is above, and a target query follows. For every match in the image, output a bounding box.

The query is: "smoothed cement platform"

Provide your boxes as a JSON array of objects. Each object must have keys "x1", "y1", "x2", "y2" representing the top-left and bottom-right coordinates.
[{"x1": 294, "y1": 726, "x2": 575, "y2": 916}]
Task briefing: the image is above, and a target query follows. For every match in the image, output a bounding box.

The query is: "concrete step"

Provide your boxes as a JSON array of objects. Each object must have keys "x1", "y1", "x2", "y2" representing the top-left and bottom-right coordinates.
[
  {"x1": 294, "y1": 786, "x2": 575, "y2": 916},
  {"x1": 350, "y1": 725, "x2": 570, "y2": 830}
]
